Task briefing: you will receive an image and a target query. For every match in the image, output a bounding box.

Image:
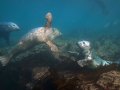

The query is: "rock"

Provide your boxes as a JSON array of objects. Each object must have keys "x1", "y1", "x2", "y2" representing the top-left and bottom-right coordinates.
[
  {"x1": 52, "y1": 71, "x2": 101, "y2": 90},
  {"x1": 1, "y1": 38, "x2": 120, "y2": 90},
  {"x1": 80, "y1": 84, "x2": 99, "y2": 90},
  {"x1": 26, "y1": 67, "x2": 59, "y2": 90},
  {"x1": 12, "y1": 43, "x2": 51, "y2": 62},
  {"x1": 94, "y1": 39, "x2": 120, "y2": 61},
  {"x1": 97, "y1": 71, "x2": 120, "y2": 90},
  {"x1": 26, "y1": 67, "x2": 51, "y2": 90},
  {"x1": 32, "y1": 67, "x2": 50, "y2": 80}
]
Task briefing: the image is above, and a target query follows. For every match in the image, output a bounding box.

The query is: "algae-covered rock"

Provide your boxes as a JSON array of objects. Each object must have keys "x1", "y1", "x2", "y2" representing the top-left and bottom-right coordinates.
[
  {"x1": 1, "y1": 36, "x2": 120, "y2": 90},
  {"x1": 26, "y1": 67, "x2": 52, "y2": 90},
  {"x1": 93, "y1": 39, "x2": 120, "y2": 61},
  {"x1": 12, "y1": 43, "x2": 51, "y2": 62},
  {"x1": 97, "y1": 71, "x2": 120, "y2": 90}
]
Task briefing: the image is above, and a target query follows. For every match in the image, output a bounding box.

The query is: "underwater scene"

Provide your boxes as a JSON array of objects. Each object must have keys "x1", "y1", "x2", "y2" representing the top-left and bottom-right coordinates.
[{"x1": 0, "y1": 0, "x2": 120, "y2": 90}]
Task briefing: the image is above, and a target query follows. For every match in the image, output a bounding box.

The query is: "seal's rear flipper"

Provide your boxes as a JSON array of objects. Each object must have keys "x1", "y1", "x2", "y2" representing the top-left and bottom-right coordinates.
[{"x1": 0, "y1": 56, "x2": 9, "y2": 66}]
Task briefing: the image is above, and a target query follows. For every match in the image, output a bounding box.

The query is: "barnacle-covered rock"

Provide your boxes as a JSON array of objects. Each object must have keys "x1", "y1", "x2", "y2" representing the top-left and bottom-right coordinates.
[{"x1": 97, "y1": 70, "x2": 120, "y2": 89}]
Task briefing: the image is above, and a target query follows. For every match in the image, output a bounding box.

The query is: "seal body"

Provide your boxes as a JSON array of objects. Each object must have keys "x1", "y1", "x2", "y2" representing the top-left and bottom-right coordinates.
[
  {"x1": 0, "y1": 12, "x2": 61, "y2": 66},
  {"x1": 19, "y1": 27, "x2": 61, "y2": 47},
  {"x1": 0, "y1": 22, "x2": 20, "y2": 45},
  {"x1": 0, "y1": 26, "x2": 61, "y2": 66},
  {"x1": 14, "y1": 27, "x2": 61, "y2": 58},
  {"x1": 77, "y1": 40, "x2": 111, "y2": 68}
]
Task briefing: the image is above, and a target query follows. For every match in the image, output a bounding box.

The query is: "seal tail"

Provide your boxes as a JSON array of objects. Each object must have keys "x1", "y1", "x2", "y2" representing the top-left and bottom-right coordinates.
[{"x1": 0, "y1": 56, "x2": 9, "y2": 66}]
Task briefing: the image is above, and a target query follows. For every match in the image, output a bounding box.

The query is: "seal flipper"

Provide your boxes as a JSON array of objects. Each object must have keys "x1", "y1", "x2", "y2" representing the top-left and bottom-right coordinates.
[
  {"x1": 46, "y1": 40, "x2": 59, "y2": 52},
  {"x1": 0, "y1": 56, "x2": 9, "y2": 66}
]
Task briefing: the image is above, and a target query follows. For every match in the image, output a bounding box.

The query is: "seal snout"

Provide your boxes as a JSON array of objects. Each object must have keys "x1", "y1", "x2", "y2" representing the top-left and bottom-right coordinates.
[{"x1": 15, "y1": 25, "x2": 20, "y2": 31}]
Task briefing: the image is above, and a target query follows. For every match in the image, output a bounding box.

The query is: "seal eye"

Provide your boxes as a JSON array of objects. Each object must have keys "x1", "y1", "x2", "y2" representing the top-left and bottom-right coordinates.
[
  {"x1": 12, "y1": 24, "x2": 16, "y2": 27},
  {"x1": 83, "y1": 42, "x2": 85, "y2": 45}
]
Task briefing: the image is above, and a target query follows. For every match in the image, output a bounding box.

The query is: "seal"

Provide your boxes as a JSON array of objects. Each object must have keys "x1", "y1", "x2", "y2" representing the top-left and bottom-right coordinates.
[
  {"x1": 77, "y1": 40, "x2": 111, "y2": 68},
  {"x1": 67, "y1": 40, "x2": 112, "y2": 68},
  {"x1": 0, "y1": 12, "x2": 62, "y2": 66},
  {"x1": 0, "y1": 22, "x2": 20, "y2": 45}
]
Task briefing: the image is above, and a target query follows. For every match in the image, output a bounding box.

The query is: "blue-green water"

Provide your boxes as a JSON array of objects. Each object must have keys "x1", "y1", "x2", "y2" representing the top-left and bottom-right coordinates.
[
  {"x1": 0, "y1": 1, "x2": 120, "y2": 90},
  {"x1": 0, "y1": 0, "x2": 120, "y2": 43}
]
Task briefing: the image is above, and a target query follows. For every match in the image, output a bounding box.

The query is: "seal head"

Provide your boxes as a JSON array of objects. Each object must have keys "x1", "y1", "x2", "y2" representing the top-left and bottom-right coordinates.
[{"x1": 7, "y1": 22, "x2": 20, "y2": 31}]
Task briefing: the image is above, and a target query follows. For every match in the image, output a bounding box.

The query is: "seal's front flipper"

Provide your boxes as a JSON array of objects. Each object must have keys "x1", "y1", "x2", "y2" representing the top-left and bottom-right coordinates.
[
  {"x1": 67, "y1": 51, "x2": 79, "y2": 56},
  {"x1": 0, "y1": 56, "x2": 9, "y2": 66},
  {"x1": 46, "y1": 40, "x2": 59, "y2": 52}
]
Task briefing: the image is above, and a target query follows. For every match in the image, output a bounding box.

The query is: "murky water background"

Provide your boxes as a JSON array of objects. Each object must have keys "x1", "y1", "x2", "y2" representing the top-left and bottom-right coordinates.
[{"x1": 0, "y1": 0, "x2": 120, "y2": 46}]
